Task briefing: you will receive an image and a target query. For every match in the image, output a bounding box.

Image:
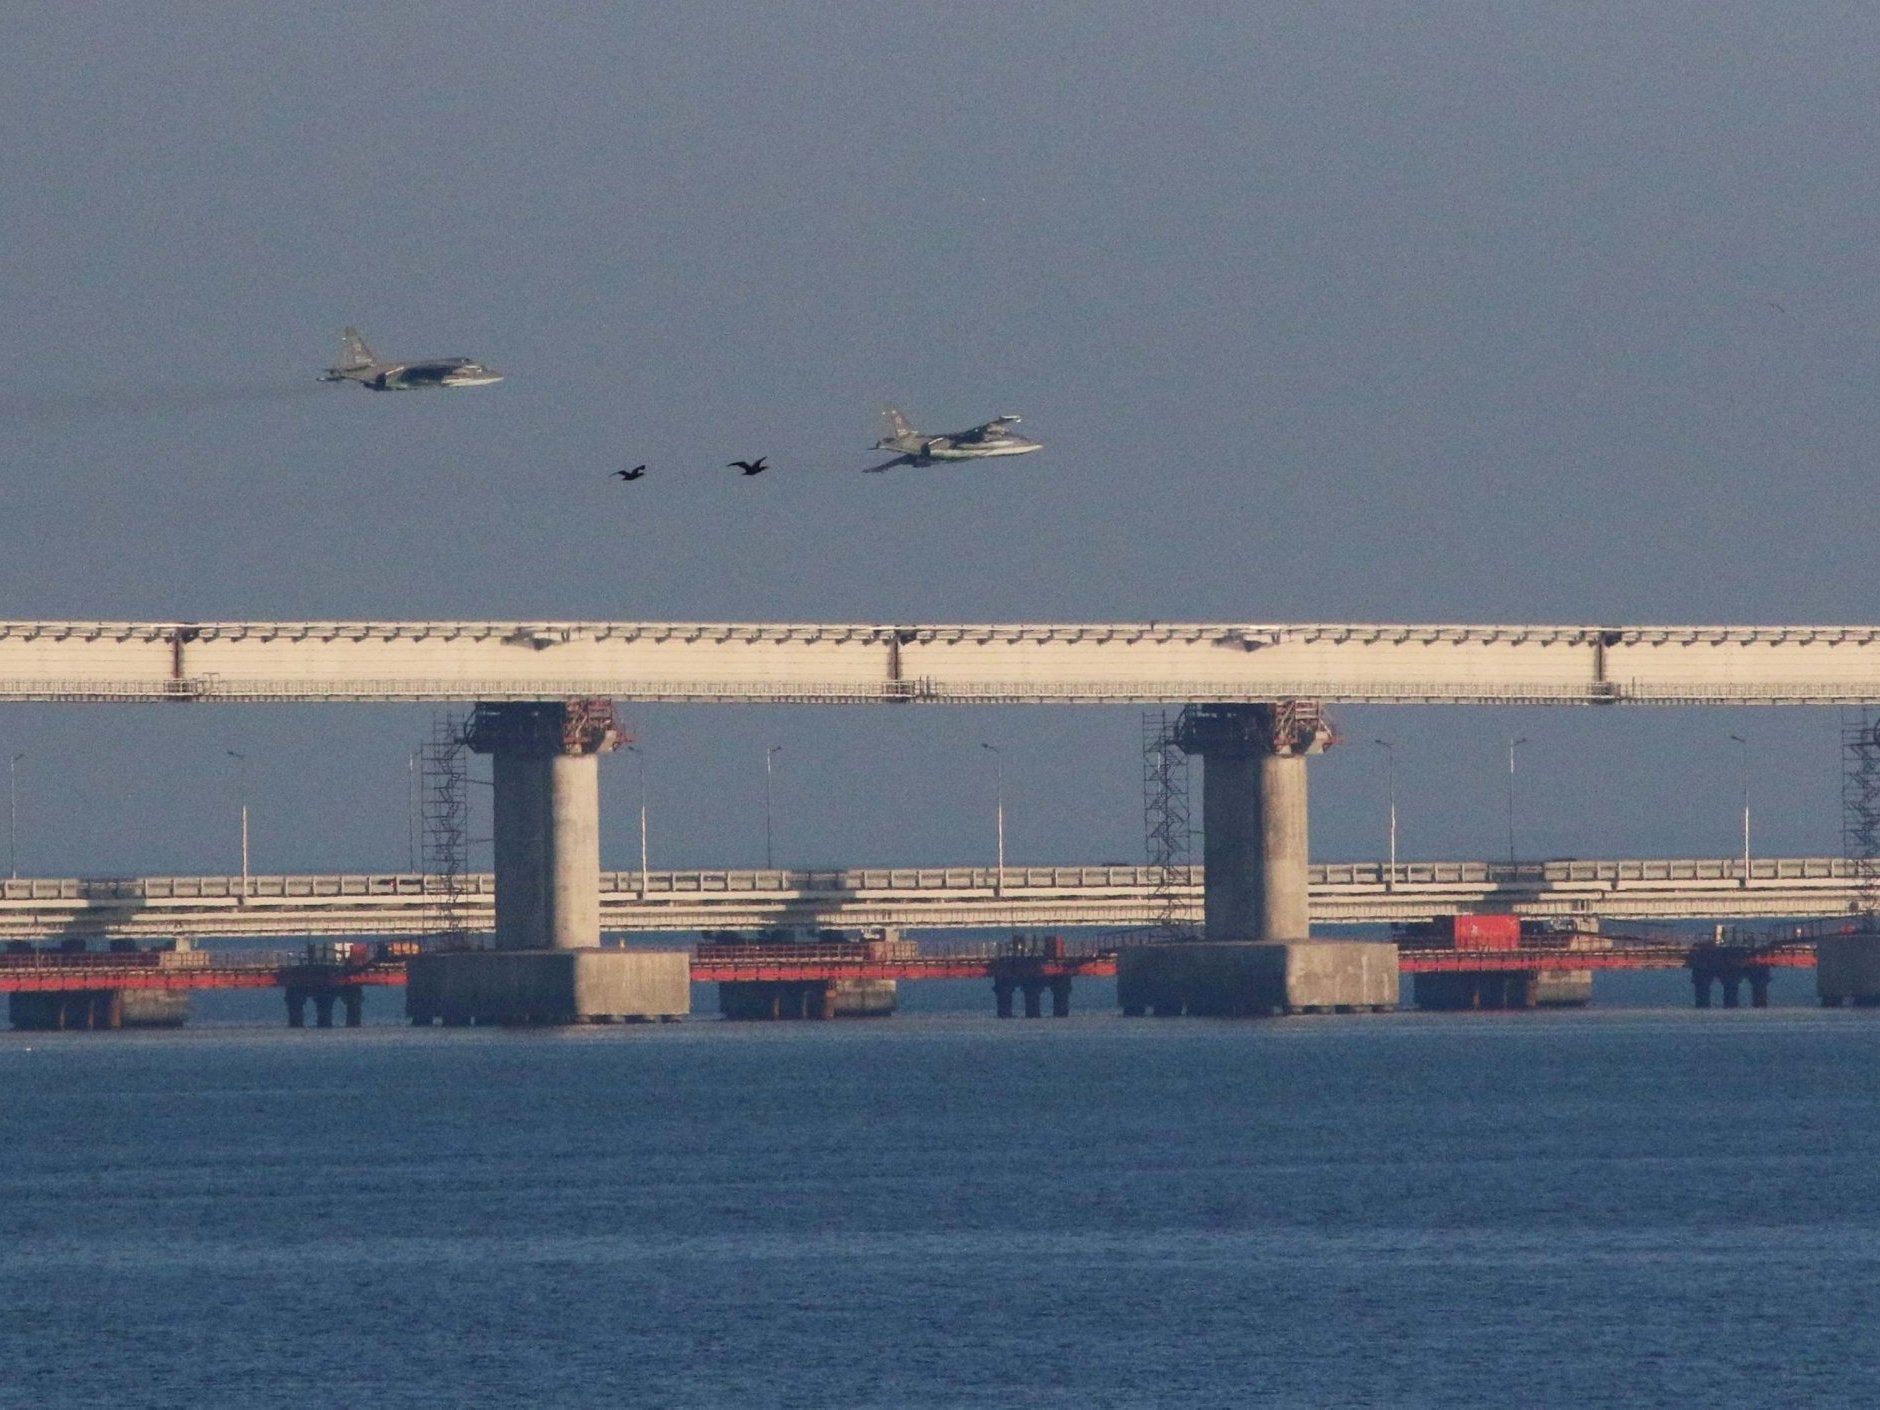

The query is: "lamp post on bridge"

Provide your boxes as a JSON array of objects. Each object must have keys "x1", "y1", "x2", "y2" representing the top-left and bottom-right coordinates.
[
  {"x1": 1729, "y1": 733, "x2": 1751, "y2": 888},
  {"x1": 764, "y1": 744, "x2": 781, "y2": 871},
  {"x1": 406, "y1": 748, "x2": 420, "y2": 874},
  {"x1": 227, "y1": 750, "x2": 249, "y2": 899},
  {"x1": 1505, "y1": 736, "x2": 1529, "y2": 871},
  {"x1": 1371, "y1": 739, "x2": 1396, "y2": 890},
  {"x1": 9, "y1": 751, "x2": 23, "y2": 881},
  {"x1": 982, "y1": 742, "x2": 1005, "y2": 897},
  {"x1": 627, "y1": 744, "x2": 650, "y2": 897}
]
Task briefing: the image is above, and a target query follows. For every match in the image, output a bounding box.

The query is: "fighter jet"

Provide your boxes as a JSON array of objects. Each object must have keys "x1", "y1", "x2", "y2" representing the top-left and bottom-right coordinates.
[
  {"x1": 319, "y1": 327, "x2": 503, "y2": 391},
  {"x1": 860, "y1": 407, "x2": 1042, "y2": 473}
]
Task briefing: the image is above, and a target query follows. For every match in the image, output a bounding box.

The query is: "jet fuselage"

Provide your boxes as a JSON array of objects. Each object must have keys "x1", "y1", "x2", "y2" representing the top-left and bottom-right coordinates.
[
  {"x1": 322, "y1": 359, "x2": 503, "y2": 391},
  {"x1": 320, "y1": 328, "x2": 503, "y2": 391},
  {"x1": 869, "y1": 412, "x2": 1042, "y2": 469}
]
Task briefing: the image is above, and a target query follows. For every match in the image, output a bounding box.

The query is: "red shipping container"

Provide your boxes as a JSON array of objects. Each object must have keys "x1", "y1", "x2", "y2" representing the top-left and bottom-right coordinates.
[{"x1": 1436, "y1": 914, "x2": 1522, "y2": 949}]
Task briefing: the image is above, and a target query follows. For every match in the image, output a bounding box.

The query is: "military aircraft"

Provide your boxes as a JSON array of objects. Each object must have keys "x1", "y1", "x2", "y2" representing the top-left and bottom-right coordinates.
[
  {"x1": 319, "y1": 328, "x2": 504, "y2": 391},
  {"x1": 860, "y1": 407, "x2": 1042, "y2": 473}
]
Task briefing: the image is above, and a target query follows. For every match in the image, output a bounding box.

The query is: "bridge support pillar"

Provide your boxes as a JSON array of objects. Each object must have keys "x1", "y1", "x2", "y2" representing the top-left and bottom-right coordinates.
[
  {"x1": 994, "y1": 979, "x2": 1014, "y2": 1018},
  {"x1": 341, "y1": 987, "x2": 364, "y2": 1027},
  {"x1": 1174, "y1": 703, "x2": 1331, "y2": 943},
  {"x1": 285, "y1": 986, "x2": 307, "y2": 1027},
  {"x1": 1050, "y1": 977, "x2": 1072, "y2": 1017},
  {"x1": 1121, "y1": 706, "x2": 1394, "y2": 1019},
  {"x1": 313, "y1": 992, "x2": 336, "y2": 1028},
  {"x1": 470, "y1": 702, "x2": 620, "y2": 953},
  {"x1": 407, "y1": 702, "x2": 690, "y2": 1026}
]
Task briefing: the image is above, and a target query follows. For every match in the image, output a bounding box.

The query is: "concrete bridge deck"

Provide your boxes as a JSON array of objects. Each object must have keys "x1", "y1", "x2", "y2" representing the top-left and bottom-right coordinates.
[
  {"x1": 0, "y1": 856, "x2": 1861, "y2": 941},
  {"x1": 3, "y1": 619, "x2": 1880, "y2": 703}
]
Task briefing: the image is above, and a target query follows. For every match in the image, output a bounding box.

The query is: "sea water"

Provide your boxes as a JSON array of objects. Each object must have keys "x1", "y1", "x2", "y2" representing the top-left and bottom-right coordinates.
[{"x1": 5, "y1": 983, "x2": 1880, "y2": 1408}]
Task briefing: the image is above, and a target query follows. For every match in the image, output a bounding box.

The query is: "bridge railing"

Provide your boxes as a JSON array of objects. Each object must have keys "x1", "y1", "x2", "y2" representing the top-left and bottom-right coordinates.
[
  {"x1": 0, "y1": 857, "x2": 1862, "y2": 907},
  {"x1": 1709, "y1": 916, "x2": 1876, "y2": 949},
  {"x1": 9, "y1": 673, "x2": 1880, "y2": 704}
]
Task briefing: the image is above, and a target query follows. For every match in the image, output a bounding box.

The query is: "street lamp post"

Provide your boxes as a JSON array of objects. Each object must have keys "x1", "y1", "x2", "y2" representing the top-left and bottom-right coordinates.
[
  {"x1": 764, "y1": 745, "x2": 781, "y2": 870},
  {"x1": 407, "y1": 748, "x2": 419, "y2": 874},
  {"x1": 227, "y1": 750, "x2": 249, "y2": 898},
  {"x1": 1371, "y1": 739, "x2": 1396, "y2": 889},
  {"x1": 982, "y1": 743, "x2": 1005, "y2": 897},
  {"x1": 1729, "y1": 733, "x2": 1751, "y2": 887},
  {"x1": 1506, "y1": 737, "x2": 1529, "y2": 871},
  {"x1": 627, "y1": 744, "x2": 650, "y2": 897},
  {"x1": 8, "y1": 751, "x2": 22, "y2": 881}
]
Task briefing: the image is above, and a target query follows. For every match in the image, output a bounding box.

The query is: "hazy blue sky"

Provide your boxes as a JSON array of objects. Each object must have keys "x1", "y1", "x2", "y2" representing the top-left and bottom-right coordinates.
[{"x1": 2, "y1": 4, "x2": 1874, "y2": 880}]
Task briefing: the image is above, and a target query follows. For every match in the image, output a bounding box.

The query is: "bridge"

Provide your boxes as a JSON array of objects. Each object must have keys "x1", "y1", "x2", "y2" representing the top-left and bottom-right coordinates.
[
  {"x1": 10, "y1": 618, "x2": 1880, "y2": 1023},
  {"x1": 1, "y1": 929, "x2": 1826, "y2": 1028},
  {"x1": 4, "y1": 618, "x2": 1880, "y2": 703},
  {"x1": 0, "y1": 856, "x2": 1862, "y2": 942}
]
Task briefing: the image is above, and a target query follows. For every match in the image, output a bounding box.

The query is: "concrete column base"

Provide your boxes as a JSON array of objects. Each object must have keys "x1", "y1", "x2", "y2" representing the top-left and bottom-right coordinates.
[
  {"x1": 120, "y1": 990, "x2": 190, "y2": 1027},
  {"x1": 1118, "y1": 941, "x2": 1398, "y2": 1018},
  {"x1": 716, "y1": 979, "x2": 898, "y2": 1020},
  {"x1": 407, "y1": 949, "x2": 690, "y2": 1026},
  {"x1": 9, "y1": 990, "x2": 126, "y2": 1030},
  {"x1": 1818, "y1": 933, "x2": 1880, "y2": 1006},
  {"x1": 1534, "y1": 970, "x2": 1594, "y2": 1007}
]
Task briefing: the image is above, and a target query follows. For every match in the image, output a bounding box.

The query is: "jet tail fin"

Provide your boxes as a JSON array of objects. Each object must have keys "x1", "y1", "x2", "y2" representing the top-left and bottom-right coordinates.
[
  {"x1": 337, "y1": 327, "x2": 375, "y2": 371},
  {"x1": 881, "y1": 406, "x2": 916, "y2": 441}
]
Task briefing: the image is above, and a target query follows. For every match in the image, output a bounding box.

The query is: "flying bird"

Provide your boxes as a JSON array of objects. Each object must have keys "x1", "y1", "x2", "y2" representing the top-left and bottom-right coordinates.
[
  {"x1": 729, "y1": 458, "x2": 769, "y2": 476},
  {"x1": 613, "y1": 464, "x2": 647, "y2": 481}
]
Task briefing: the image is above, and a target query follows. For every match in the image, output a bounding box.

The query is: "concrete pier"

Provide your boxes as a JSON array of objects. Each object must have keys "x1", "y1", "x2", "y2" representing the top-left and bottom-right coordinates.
[
  {"x1": 717, "y1": 978, "x2": 896, "y2": 1020},
  {"x1": 9, "y1": 990, "x2": 124, "y2": 1030},
  {"x1": 408, "y1": 947, "x2": 689, "y2": 1025},
  {"x1": 8, "y1": 987, "x2": 189, "y2": 1030},
  {"x1": 119, "y1": 990, "x2": 189, "y2": 1027},
  {"x1": 471, "y1": 702, "x2": 615, "y2": 953},
  {"x1": 1174, "y1": 703, "x2": 1331, "y2": 943},
  {"x1": 1122, "y1": 704, "x2": 1393, "y2": 1017},
  {"x1": 1817, "y1": 930, "x2": 1880, "y2": 1006},
  {"x1": 1411, "y1": 970, "x2": 1596, "y2": 1011},
  {"x1": 409, "y1": 700, "x2": 690, "y2": 1025},
  {"x1": 1118, "y1": 941, "x2": 1397, "y2": 1017},
  {"x1": 285, "y1": 985, "x2": 366, "y2": 1028}
]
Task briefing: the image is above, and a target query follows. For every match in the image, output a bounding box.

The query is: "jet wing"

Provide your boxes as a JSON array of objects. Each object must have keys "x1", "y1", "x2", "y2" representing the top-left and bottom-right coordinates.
[{"x1": 861, "y1": 454, "x2": 915, "y2": 474}]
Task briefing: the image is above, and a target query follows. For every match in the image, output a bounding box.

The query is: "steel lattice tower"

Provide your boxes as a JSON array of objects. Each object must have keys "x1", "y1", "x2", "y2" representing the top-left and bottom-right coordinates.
[
  {"x1": 421, "y1": 710, "x2": 471, "y2": 948},
  {"x1": 1844, "y1": 708, "x2": 1880, "y2": 919},
  {"x1": 1142, "y1": 710, "x2": 1196, "y2": 939}
]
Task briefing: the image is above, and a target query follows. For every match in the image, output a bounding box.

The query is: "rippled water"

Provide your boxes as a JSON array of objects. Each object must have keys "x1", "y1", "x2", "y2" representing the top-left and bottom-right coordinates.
[{"x1": 6, "y1": 989, "x2": 1880, "y2": 1407}]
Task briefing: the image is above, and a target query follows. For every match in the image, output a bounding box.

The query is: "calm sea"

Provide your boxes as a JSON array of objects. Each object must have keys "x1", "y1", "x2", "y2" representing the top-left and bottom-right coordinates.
[{"x1": 6, "y1": 976, "x2": 1880, "y2": 1408}]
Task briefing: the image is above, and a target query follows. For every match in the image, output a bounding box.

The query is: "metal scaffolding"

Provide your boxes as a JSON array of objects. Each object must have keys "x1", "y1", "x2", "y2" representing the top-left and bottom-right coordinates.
[
  {"x1": 421, "y1": 710, "x2": 471, "y2": 948},
  {"x1": 1843, "y1": 708, "x2": 1880, "y2": 918},
  {"x1": 1141, "y1": 710, "x2": 1195, "y2": 940}
]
